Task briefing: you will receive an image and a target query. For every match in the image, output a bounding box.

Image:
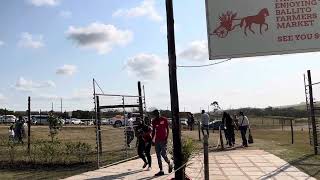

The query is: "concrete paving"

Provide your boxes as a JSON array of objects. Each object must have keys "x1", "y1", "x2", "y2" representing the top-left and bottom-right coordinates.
[{"x1": 64, "y1": 150, "x2": 316, "y2": 180}]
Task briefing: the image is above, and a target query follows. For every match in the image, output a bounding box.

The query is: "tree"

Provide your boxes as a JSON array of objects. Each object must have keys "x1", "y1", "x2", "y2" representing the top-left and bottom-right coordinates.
[{"x1": 48, "y1": 113, "x2": 63, "y2": 142}]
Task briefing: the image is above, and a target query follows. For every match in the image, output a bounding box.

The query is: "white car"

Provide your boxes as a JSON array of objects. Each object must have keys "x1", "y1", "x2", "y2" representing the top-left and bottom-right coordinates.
[
  {"x1": 71, "y1": 118, "x2": 84, "y2": 125},
  {"x1": 2, "y1": 115, "x2": 17, "y2": 123}
]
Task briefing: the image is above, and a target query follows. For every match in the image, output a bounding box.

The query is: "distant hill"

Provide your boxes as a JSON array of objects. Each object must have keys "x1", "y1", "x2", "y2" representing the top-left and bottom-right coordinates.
[{"x1": 276, "y1": 101, "x2": 320, "y2": 110}]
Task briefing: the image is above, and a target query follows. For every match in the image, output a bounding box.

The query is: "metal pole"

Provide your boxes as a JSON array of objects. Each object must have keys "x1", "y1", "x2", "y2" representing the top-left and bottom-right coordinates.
[
  {"x1": 28, "y1": 96, "x2": 31, "y2": 154},
  {"x1": 142, "y1": 85, "x2": 147, "y2": 113},
  {"x1": 138, "y1": 82, "x2": 144, "y2": 120},
  {"x1": 122, "y1": 96, "x2": 128, "y2": 158},
  {"x1": 307, "y1": 70, "x2": 318, "y2": 155},
  {"x1": 166, "y1": 0, "x2": 184, "y2": 179},
  {"x1": 96, "y1": 96, "x2": 102, "y2": 156},
  {"x1": 290, "y1": 119, "x2": 294, "y2": 144},
  {"x1": 203, "y1": 135, "x2": 209, "y2": 180},
  {"x1": 304, "y1": 74, "x2": 312, "y2": 145},
  {"x1": 93, "y1": 79, "x2": 99, "y2": 168}
]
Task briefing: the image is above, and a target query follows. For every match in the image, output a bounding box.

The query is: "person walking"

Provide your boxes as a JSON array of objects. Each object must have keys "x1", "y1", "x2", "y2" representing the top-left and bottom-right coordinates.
[
  {"x1": 187, "y1": 112, "x2": 195, "y2": 131},
  {"x1": 151, "y1": 110, "x2": 173, "y2": 176},
  {"x1": 14, "y1": 116, "x2": 24, "y2": 144},
  {"x1": 238, "y1": 111, "x2": 250, "y2": 147},
  {"x1": 201, "y1": 110, "x2": 210, "y2": 137},
  {"x1": 136, "y1": 118, "x2": 152, "y2": 169},
  {"x1": 125, "y1": 113, "x2": 135, "y2": 148},
  {"x1": 222, "y1": 112, "x2": 235, "y2": 147}
]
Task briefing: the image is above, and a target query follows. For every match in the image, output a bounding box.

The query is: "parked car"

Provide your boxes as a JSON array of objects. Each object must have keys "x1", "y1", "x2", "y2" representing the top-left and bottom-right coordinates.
[
  {"x1": 168, "y1": 118, "x2": 188, "y2": 126},
  {"x1": 209, "y1": 120, "x2": 222, "y2": 130},
  {"x1": 1, "y1": 115, "x2": 17, "y2": 123},
  {"x1": 31, "y1": 115, "x2": 49, "y2": 125},
  {"x1": 101, "y1": 118, "x2": 109, "y2": 125},
  {"x1": 180, "y1": 118, "x2": 189, "y2": 126},
  {"x1": 65, "y1": 119, "x2": 72, "y2": 124},
  {"x1": 71, "y1": 118, "x2": 84, "y2": 125}
]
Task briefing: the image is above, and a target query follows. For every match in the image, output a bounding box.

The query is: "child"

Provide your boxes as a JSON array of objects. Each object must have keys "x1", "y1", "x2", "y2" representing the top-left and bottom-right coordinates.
[{"x1": 9, "y1": 125, "x2": 15, "y2": 142}]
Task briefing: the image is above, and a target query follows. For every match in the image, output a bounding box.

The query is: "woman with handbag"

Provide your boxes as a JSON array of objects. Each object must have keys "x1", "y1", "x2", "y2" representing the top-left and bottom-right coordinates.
[{"x1": 238, "y1": 112, "x2": 250, "y2": 147}]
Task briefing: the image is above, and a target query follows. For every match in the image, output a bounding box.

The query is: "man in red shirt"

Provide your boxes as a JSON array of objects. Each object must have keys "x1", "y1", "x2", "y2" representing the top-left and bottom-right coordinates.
[{"x1": 151, "y1": 110, "x2": 173, "y2": 176}]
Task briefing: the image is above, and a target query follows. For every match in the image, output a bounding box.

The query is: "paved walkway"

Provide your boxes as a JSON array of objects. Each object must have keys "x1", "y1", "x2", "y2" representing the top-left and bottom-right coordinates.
[{"x1": 65, "y1": 150, "x2": 315, "y2": 180}]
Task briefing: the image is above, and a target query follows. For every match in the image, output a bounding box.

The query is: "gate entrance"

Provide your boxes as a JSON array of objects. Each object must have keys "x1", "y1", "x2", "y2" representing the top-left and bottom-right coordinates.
[{"x1": 93, "y1": 79, "x2": 147, "y2": 168}]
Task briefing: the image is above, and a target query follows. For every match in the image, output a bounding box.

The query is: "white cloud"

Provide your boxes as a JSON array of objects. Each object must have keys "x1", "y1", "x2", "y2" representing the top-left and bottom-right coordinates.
[
  {"x1": 113, "y1": 0, "x2": 162, "y2": 22},
  {"x1": 56, "y1": 64, "x2": 77, "y2": 76},
  {"x1": 66, "y1": 23, "x2": 133, "y2": 54},
  {"x1": 15, "y1": 77, "x2": 55, "y2": 92},
  {"x1": 59, "y1": 10, "x2": 72, "y2": 18},
  {"x1": 125, "y1": 53, "x2": 165, "y2": 80},
  {"x1": 27, "y1": 0, "x2": 59, "y2": 7},
  {"x1": 0, "y1": 41, "x2": 4, "y2": 47},
  {"x1": 18, "y1": 32, "x2": 44, "y2": 49},
  {"x1": 178, "y1": 40, "x2": 209, "y2": 62}
]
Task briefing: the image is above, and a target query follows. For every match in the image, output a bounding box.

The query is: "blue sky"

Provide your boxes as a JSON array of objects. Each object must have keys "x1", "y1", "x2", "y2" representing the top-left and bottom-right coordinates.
[{"x1": 0, "y1": 0, "x2": 319, "y2": 112}]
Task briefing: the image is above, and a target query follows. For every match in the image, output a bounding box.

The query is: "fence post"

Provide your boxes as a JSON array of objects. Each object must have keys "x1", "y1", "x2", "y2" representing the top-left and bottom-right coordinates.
[
  {"x1": 137, "y1": 81, "x2": 144, "y2": 120},
  {"x1": 307, "y1": 70, "x2": 318, "y2": 155},
  {"x1": 198, "y1": 123, "x2": 201, "y2": 141},
  {"x1": 219, "y1": 126, "x2": 224, "y2": 149},
  {"x1": 96, "y1": 96, "x2": 102, "y2": 156},
  {"x1": 290, "y1": 119, "x2": 294, "y2": 144},
  {"x1": 281, "y1": 119, "x2": 284, "y2": 131},
  {"x1": 203, "y1": 134, "x2": 209, "y2": 180},
  {"x1": 27, "y1": 96, "x2": 31, "y2": 154}
]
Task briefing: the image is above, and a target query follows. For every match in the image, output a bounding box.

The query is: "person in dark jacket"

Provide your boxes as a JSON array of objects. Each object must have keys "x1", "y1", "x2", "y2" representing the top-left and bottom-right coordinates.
[
  {"x1": 222, "y1": 112, "x2": 235, "y2": 147},
  {"x1": 136, "y1": 118, "x2": 152, "y2": 169},
  {"x1": 187, "y1": 112, "x2": 195, "y2": 131},
  {"x1": 14, "y1": 116, "x2": 24, "y2": 144}
]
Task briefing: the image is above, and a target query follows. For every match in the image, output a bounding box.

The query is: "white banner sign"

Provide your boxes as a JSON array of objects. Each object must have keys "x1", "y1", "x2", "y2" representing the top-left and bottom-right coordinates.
[{"x1": 205, "y1": 0, "x2": 320, "y2": 60}]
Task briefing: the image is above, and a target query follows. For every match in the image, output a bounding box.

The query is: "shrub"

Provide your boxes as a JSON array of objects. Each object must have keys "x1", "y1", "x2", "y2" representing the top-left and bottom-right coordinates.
[{"x1": 64, "y1": 142, "x2": 92, "y2": 163}]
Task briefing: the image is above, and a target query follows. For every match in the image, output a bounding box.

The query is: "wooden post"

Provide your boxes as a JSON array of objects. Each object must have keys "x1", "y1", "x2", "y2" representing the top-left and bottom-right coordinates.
[
  {"x1": 96, "y1": 96, "x2": 102, "y2": 156},
  {"x1": 290, "y1": 119, "x2": 294, "y2": 144},
  {"x1": 27, "y1": 96, "x2": 31, "y2": 154},
  {"x1": 137, "y1": 81, "x2": 144, "y2": 120},
  {"x1": 203, "y1": 135, "x2": 209, "y2": 180},
  {"x1": 307, "y1": 70, "x2": 318, "y2": 155},
  {"x1": 281, "y1": 119, "x2": 284, "y2": 131},
  {"x1": 166, "y1": 0, "x2": 184, "y2": 179}
]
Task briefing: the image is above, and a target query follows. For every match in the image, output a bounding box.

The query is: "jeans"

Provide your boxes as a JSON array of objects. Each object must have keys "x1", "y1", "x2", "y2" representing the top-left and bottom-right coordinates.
[
  {"x1": 138, "y1": 140, "x2": 152, "y2": 167},
  {"x1": 201, "y1": 125, "x2": 209, "y2": 137},
  {"x1": 155, "y1": 141, "x2": 170, "y2": 171},
  {"x1": 226, "y1": 126, "x2": 235, "y2": 146},
  {"x1": 126, "y1": 131, "x2": 134, "y2": 146},
  {"x1": 239, "y1": 126, "x2": 248, "y2": 146}
]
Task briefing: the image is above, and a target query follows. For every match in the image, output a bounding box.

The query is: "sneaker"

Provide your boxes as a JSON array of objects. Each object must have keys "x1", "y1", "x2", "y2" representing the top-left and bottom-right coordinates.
[
  {"x1": 142, "y1": 162, "x2": 148, "y2": 168},
  {"x1": 155, "y1": 171, "x2": 165, "y2": 176},
  {"x1": 168, "y1": 163, "x2": 173, "y2": 173}
]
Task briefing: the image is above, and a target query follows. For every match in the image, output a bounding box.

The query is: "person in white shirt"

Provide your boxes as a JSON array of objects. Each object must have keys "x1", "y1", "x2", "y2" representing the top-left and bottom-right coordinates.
[
  {"x1": 125, "y1": 113, "x2": 135, "y2": 147},
  {"x1": 8, "y1": 125, "x2": 15, "y2": 142},
  {"x1": 238, "y1": 111, "x2": 250, "y2": 147},
  {"x1": 201, "y1": 110, "x2": 210, "y2": 137}
]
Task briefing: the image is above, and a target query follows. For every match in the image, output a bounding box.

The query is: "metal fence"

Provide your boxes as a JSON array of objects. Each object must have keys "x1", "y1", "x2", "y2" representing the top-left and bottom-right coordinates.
[{"x1": 304, "y1": 70, "x2": 320, "y2": 155}]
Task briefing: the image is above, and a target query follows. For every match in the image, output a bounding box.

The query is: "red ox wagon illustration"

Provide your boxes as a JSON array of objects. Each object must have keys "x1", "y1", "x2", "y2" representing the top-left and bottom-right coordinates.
[{"x1": 211, "y1": 8, "x2": 269, "y2": 38}]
